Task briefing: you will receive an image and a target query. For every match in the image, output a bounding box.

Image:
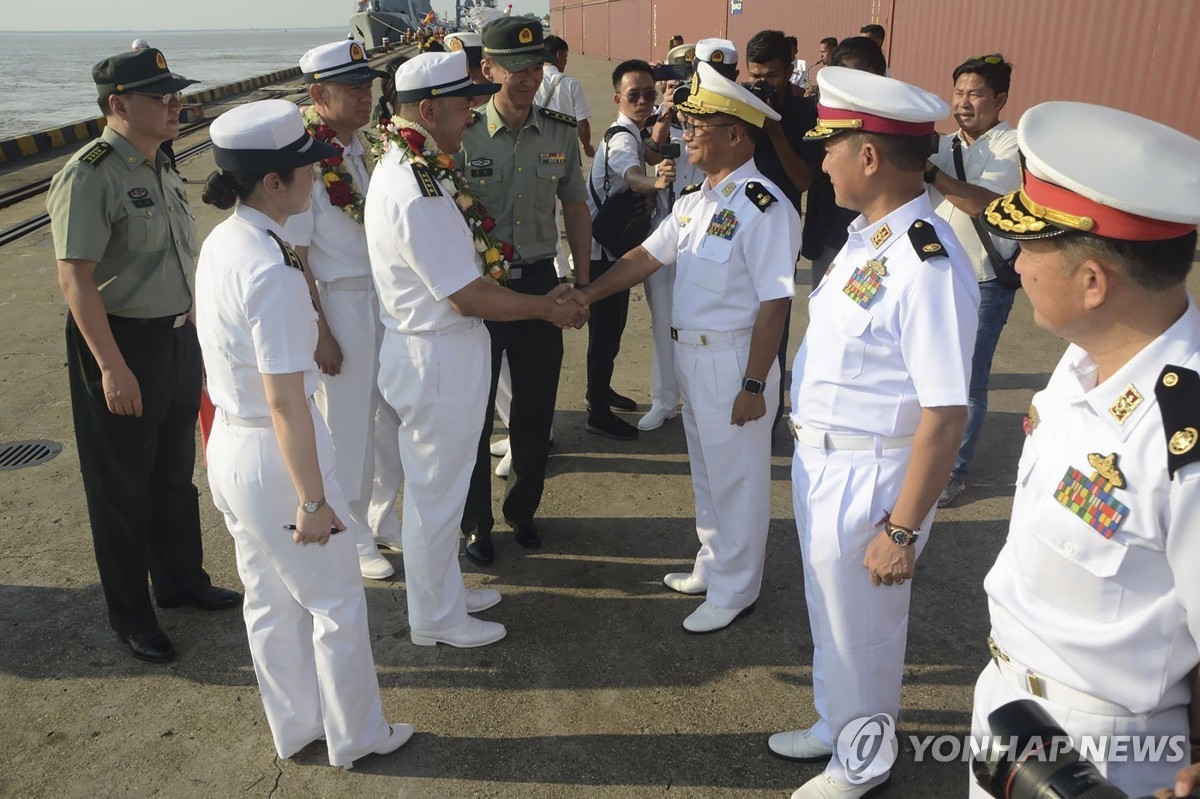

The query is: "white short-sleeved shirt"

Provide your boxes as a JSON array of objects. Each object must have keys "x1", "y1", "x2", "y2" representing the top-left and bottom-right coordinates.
[
  {"x1": 586, "y1": 113, "x2": 645, "y2": 260},
  {"x1": 928, "y1": 122, "x2": 1021, "y2": 281},
  {"x1": 791, "y1": 193, "x2": 979, "y2": 438},
  {"x1": 365, "y1": 146, "x2": 483, "y2": 333},
  {"x1": 282, "y1": 134, "x2": 372, "y2": 282},
  {"x1": 642, "y1": 158, "x2": 799, "y2": 332},
  {"x1": 986, "y1": 299, "x2": 1200, "y2": 714},
  {"x1": 196, "y1": 205, "x2": 319, "y2": 419},
  {"x1": 535, "y1": 65, "x2": 592, "y2": 122}
]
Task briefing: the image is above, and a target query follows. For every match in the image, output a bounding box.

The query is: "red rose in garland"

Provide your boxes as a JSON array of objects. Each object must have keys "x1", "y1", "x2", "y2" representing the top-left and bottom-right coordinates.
[
  {"x1": 301, "y1": 107, "x2": 366, "y2": 224},
  {"x1": 501, "y1": 242, "x2": 515, "y2": 261},
  {"x1": 327, "y1": 180, "x2": 353, "y2": 207},
  {"x1": 481, "y1": 216, "x2": 496, "y2": 233},
  {"x1": 398, "y1": 128, "x2": 426, "y2": 152}
]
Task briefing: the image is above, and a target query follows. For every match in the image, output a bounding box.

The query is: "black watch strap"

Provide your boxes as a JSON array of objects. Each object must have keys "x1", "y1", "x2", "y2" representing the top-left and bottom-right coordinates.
[
  {"x1": 923, "y1": 164, "x2": 940, "y2": 184},
  {"x1": 742, "y1": 377, "x2": 765, "y2": 395}
]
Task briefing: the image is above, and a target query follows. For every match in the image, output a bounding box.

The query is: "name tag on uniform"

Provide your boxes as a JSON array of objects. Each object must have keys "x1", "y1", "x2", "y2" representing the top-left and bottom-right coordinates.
[
  {"x1": 470, "y1": 168, "x2": 494, "y2": 177},
  {"x1": 540, "y1": 152, "x2": 566, "y2": 164}
]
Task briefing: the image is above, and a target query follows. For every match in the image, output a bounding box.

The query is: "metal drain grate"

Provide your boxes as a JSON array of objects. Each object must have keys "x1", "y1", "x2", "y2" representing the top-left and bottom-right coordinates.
[{"x1": 0, "y1": 440, "x2": 62, "y2": 471}]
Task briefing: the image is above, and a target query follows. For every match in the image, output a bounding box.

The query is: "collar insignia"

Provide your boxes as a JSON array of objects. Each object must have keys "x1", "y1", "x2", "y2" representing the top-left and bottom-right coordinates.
[
  {"x1": 870, "y1": 223, "x2": 891, "y2": 249},
  {"x1": 1108, "y1": 384, "x2": 1143, "y2": 424}
]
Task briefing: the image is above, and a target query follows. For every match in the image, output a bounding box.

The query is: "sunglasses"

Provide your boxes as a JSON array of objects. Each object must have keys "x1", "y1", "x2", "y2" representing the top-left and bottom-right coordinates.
[{"x1": 622, "y1": 90, "x2": 659, "y2": 103}]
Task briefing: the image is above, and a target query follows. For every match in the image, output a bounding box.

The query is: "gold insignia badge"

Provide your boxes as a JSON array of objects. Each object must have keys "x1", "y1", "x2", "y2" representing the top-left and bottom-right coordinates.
[
  {"x1": 519, "y1": 27, "x2": 534, "y2": 44},
  {"x1": 711, "y1": 51, "x2": 725, "y2": 63},
  {"x1": 1163, "y1": 371, "x2": 1179, "y2": 387},
  {"x1": 685, "y1": 47, "x2": 696, "y2": 61},
  {"x1": 155, "y1": 52, "x2": 167, "y2": 70},
  {"x1": 870, "y1": 223, "x2": 892, "y2": 249},
  {"x1": 1028, "y1": 404, "x2": 1040, "y2": 431},
  {"x1": 1108, "y1": 384, "x2": 1143, "y2": 424},
  {"x1": 350, "y1": 43, "x2": 364, "y2": 61},
  {"x1": 721, "y1": 181, "x2": 736, "y2": 198},
  {"x1": 864, "y1": 257, "x2": 887, "y2": 277},
  {"x1": 922, "y1": 243, "x2": 942, "y2": 253},
  {"x1": 679, "y1": 216, "x2": 690, "y2": 226},
  {"x1": 1170, "y1": 427, "x2": 1198, "y2": 455},
  {"x1": 1086, "y1": 452, "x2": 1126, "y2": 490},
  {"x1": 448, "y1": 37, "x2": 464, "y2": 52}
]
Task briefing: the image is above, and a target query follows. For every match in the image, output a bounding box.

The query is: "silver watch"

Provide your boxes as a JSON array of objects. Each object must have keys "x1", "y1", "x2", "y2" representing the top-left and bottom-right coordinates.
[{"x1": 300, "y1": 498, "x2": 327, "y2": 514}]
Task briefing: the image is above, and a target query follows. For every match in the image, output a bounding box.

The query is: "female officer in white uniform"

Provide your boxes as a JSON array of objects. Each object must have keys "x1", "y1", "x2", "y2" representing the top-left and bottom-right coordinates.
[{"x1": 195, "y1": 99, "x2": 411, "y2": 768}]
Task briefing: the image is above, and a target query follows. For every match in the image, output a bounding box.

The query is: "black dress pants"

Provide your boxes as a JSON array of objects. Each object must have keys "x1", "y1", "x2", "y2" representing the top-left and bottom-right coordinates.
[
  {"x1": 66, "y1": 314, "x2": 211, "y2": 636},
  {"x1": 461, "y1": 261, "x2": 564, "y2": 535},
  {"x1": 584, "y1": 256, "x2": 630, "y2": 414}
]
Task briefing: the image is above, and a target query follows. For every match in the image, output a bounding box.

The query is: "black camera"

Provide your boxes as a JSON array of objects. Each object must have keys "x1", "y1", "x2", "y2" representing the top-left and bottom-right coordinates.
[
  {"x1": 743, "y1": 78, "x2": 776, "y2": 107},
  {"x1": 973, "y1": 700, "x2": 1161, "y2": 799},
  {"x1": 659, "y1": 142, "x2": 681, "y2": 160}
]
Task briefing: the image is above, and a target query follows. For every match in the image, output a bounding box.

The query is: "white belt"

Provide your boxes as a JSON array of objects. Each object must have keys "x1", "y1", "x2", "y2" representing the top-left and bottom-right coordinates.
[
  {"x1": 171, "y1": 313, "x2": 188, "y2": 328},
  {"x1": 669, "y1": 326, "x2": 752, "y2": 346},
  {"x1": 988, "y1": 635, "x2": 1132, "y2": 717},
  {"x1": 787, "y1": 416, "x2": 913, "y2": 451},
  {"x1": 399, "y1": 318, "x2": 483, "y2": 337},
  {"x1": 216, "y1": 407, "x2": 272, "y2": 428},
  {"x1": 318, "y1": 276, "x2": 373, "y2": 292}
]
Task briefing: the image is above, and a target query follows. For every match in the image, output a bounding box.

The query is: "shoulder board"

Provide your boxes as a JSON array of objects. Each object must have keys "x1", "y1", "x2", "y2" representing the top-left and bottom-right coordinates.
[
  {"x1": 411, "y1": 162, "x2": 443, "y2": 197},
  {"x1": 266, "y1": 230, "x2": 304, "y2": 271},
  {"x1": 744, "y1": 181, "x2": 777, "y2": 212},
  {"x1": 78, "y1": 141, "x2": 113, "y2": 168},
  {"x1": 679, "y1": 183, "x2": 702, "y2": 197},
  {"x1": 1155, "y1": 365, "x2": 1200, "y2": 479},
  {"x1": 908, "y1": 219, "x2": 947, "y2": 262},
  {"x1": 541, "y1": 108, "x2": 578, "y2": 127}
]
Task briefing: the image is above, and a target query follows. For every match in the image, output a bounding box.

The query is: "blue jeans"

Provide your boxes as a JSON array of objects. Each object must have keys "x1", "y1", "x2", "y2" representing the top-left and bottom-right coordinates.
[{"x1": 953, "y1": 280, "x2": 1016, "y2": 477}]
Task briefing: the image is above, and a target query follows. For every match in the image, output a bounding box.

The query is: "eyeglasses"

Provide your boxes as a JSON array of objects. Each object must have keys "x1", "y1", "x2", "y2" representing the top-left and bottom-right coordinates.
[
  {"x1": 680, "y1": 119, "x2": 737, "y2": 136},
  {"x1": 966, "y1": 54, "x2": 1004, "y2": 65},
  {"x1": 129, "y1": 91, "x2": 183, "y2": 105},
  {"x1": 622, "y1": 90, "x2": 658, "y2": 103}
]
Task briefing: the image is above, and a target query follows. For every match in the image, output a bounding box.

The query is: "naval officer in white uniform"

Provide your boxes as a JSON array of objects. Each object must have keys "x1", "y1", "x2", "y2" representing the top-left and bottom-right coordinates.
[
  {"x1": 967, "y1": 103, "x2": 1200, "y2": 799},
  {"x1": 365, "y1": 51, "x2": 585, "y2": 648},
  {"x1": 196, "y1": 100, "x2": 411, "y2": 768},
  {"x1": 770, "y1": 67, "x2": 979, "y2": 799},
  {"x1": 573, "y1": 61, "x2": 799, "y2": 634},
  {"x1": 284, "y1": 41, "x2": 403, "y2": 579}
]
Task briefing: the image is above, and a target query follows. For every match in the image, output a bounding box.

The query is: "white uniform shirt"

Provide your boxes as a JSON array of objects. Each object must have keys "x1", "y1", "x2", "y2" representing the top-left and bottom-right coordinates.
[
  {"x1": 986, "y1": 299, "x2": 1200, "y2": 714},
  {"x1": 283, "y1": 134, "x2": 372, "y2": 282},
  {"x1": 928, "y1": 122, "x2": 1020, "y2": 282},
  {"x1": 642, "y1": 158, "x2": 799, "y2": 332},
  {"x1": 196, "y1": 205, "x2": 319, "y2": 418},
  {"x1": 586, "y1": 113, "x2": 645, "y2": 261},
  {"x1": 365, "y1": 146, "x2": 482, "y2": 333},
  {"x1": 535, "y1": 64, "x2": 592, "y2": 123},
  {"x1": 791, "y1": 193, "x2": 979, "y2": 438}
]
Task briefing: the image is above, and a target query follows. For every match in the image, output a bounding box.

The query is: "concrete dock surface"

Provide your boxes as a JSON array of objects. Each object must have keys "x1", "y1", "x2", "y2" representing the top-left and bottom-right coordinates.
[{"x1": 1, "y1": 50, "x2": 1187, "y2": 798}]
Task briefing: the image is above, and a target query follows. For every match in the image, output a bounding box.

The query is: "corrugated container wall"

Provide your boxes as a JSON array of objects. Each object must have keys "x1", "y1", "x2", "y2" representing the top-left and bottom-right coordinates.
[{"x1": 551, "y1": 0, "x2": 1200, "y2": 137}]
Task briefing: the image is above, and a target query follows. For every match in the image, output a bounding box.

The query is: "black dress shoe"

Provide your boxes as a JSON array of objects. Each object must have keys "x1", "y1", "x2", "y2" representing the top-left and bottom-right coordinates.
[
  {"x1": 119, "y1": 629, "x2": 176, "y2": 663},
  {"x1": 607, "y1": 389, "x2": 638, "y2": 411},
  {"x1": 464, "y1": 532, "x2": 495, "y2": 566},
  {"x1": 158, "y1": 585, "x2": 243, "y2": 611},
  {"x1": 510, "y1": 521, "x2": 542, "y2": 549},
  {"x1": 585, "y1": 413, "x2": 638, "y2": 441}
]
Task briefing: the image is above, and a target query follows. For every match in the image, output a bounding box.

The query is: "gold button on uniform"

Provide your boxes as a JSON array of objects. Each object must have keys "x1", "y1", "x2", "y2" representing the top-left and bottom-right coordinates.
[{"x1": 1163, "y1": 372, "x2": 1179, "y2": 387}]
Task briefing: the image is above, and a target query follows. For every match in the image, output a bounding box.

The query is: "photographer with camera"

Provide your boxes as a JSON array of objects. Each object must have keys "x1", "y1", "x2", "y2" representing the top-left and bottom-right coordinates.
[
  {"x1": 582, "y1": 59, "x2": 675, "y2": 441},
  {"x1": 968, "y1": 101, "x2": 1200, "y2": 799}
]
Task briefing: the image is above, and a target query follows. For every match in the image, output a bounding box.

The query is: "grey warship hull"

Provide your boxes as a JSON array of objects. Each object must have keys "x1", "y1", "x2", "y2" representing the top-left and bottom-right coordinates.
[{"x1": 350, "y1": 0, "x2": 434, "y2": 49}]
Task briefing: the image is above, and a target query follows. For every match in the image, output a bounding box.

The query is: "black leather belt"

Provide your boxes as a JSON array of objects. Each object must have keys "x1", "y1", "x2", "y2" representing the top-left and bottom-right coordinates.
[{"x1": 108, "y1": 313, "x2": 189, "y2": 328}]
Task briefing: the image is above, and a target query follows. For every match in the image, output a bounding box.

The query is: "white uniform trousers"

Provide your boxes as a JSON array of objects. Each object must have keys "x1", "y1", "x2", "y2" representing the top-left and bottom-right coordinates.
[
  {"x1": 674, "y1": 332, "x2": 779, "y2": 609},
  {"x1": 644, "y1": 262, "x2": 679, "y2": 410},
  {"x1": 378, "y1": 321, "x2": 490, "y2": 633},
  {"x1": 313, "y1": 279, "x2": 404, "y2": 557},
  {"x1": 207, "y1": 411, "x2": 391, "y2": 767},
  {"x1": 791, "y1": 442, "x2": 935, "y2": 783},
  {"x1": 967, "y1": 660, "x2": 1186, "y2": 798}
]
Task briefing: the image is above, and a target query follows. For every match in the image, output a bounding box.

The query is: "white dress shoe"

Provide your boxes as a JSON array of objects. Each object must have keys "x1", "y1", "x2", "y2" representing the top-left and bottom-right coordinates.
[
  {"x1": 342, "y1": 723, "x2": 414, "y2": 770},
  {"x1": 359, "y1": 550, "x2": 395, "y2": 580},
  {"x1": 790, "y1": 773, "x2": 890, "y2": 798},
  {"x1": 494, "y1": 448, "x2": 512, "y2": 478},
  {"x1": 682, "y1": 600, "x2": 756, "y2": 634},
  {"x1": 411, "y1": 617, "x2": 507, "y2": 648},
  {"x1": 662, "y1": 572, "x2": 708, "y2": 595},
  {"x1": 465, "y1": 587, "x2": 502, "y2": 613},
  {"x1": 637, "y1": 404, "x2": 678, "y2": 431},
  {"x1": 489, "y1": 437, "x2": 510, "y2": 457},
  {"x1": 768, "y1": 727, "x2": 834, "y2": 762}
]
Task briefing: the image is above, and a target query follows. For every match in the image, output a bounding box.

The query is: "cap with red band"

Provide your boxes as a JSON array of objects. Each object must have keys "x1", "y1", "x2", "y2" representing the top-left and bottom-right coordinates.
[
  {"x1": 804, "y1": 66, "x2": 948, "y2": 141},
  {"x1": 983, "y1": 101, "x2": 1200, "y2": 242}
]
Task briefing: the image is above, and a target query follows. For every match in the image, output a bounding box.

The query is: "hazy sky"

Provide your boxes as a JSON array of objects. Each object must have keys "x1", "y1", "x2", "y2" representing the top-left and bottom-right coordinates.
[{"x1": 2, "y1": 0, "x2": 550, "y2": 32}]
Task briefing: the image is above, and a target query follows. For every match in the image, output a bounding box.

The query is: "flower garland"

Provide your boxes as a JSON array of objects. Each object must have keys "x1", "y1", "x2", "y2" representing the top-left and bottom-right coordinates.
[
  {"x1": 372, "y1": 115, "x2": 514, "y2": 282},
  {"x1": 302, "y1": 106, "x2": 366, "y2": 224}
]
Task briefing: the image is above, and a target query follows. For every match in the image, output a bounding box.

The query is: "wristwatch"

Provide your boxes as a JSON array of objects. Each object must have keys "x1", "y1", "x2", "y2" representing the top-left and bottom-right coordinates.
[
  {"x1": 299, "y1": 498, "x2": 327, "y2": 514},
  {"x1": 923, "y1": 164, "x2": 940, "y2": 184},
  {"x1": 885, "y1": 518, "x2": 919, "y2": 547},
  {"x1": 742, "y1": 377, "x2": 765, "y2": 395}
]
